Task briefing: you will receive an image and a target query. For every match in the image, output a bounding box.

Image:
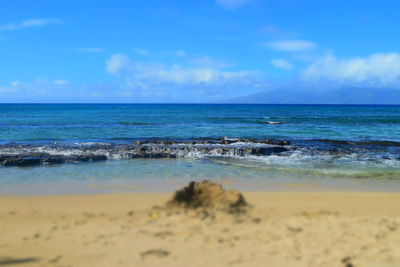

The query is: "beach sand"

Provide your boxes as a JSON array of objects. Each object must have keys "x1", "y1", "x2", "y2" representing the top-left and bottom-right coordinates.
[{"x1": 1, "y1": 191, "x2": 400, "y2": 267}]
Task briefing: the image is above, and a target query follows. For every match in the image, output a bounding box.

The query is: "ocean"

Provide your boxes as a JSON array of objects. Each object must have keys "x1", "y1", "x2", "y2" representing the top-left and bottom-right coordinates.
[{"x1": 1, "y1": 104, "x2": 400, "y2": 194}]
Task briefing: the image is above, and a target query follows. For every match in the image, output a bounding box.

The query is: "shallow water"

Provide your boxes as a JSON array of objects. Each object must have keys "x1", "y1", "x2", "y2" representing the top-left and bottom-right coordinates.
[{"x1": 1, "y1": 159, "x2": 400, "y2": 195}]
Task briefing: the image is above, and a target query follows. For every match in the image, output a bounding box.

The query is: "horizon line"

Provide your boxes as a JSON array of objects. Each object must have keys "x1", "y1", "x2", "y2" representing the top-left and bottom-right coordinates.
[{"x1": 1, "y1": 103, "x2": 400, "y2": 106}]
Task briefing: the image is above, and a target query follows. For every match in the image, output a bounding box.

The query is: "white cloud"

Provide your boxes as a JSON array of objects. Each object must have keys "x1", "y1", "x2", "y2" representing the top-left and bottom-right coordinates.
[
  {"x1": 216, "y1": 0, "x2": 252, "y2": 10},
  {"x1": 0, "y1": 86, "x2": 18, "y2": 93},
  {"x1": 271, "y1": 59, "x2": 294, "y2": 70},
  {"x1": 0, "y1": 18, "x2": 63, "y2": 31},
  {"x1": 105, "y1": 53, "x2": 265, "y2": 100},
  {"x1": 77, "y1": 47, "x2": 105, "y2": 53},
  {"x1": 0, "y1": 77, "x2": 70, "y2": 96},
  {"x1": 106, "y1": 54, "x2": 253, "y2": 84},
  {"x1": 265, "y1": 40, "x2": 317, "y2": 52},
  {"x1": 35, "y1": 77, "x2": 70, "y2": 85},
  {"x1": 21, "y1": 19, "x2": 62, "y2": 27},
  {"x1": 302, "y1": 53, "x2": 400, "y2": 88},
  {"x1": 32, "y1": 77, "x2": 70, "y2": 86},
  {"x1": 106, "y1": 54, "x2": 134, "y2": 74},
  {"x1": 11, "y1": 81, "x2": 20, "y2": 87}
]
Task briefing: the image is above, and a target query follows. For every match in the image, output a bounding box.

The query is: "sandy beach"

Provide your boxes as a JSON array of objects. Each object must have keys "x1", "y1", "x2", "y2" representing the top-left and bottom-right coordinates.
[{"x1": 1, "y1": 189, "x2": 400, "y2": 267}]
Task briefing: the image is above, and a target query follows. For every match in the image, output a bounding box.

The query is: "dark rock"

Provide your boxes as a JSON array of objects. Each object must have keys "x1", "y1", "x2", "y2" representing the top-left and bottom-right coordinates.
[
  {"x1": 0, "y1": 138, "x2": 293, "y2": 167},
  {"x1": 168, "y1": 180, "x2": 247, "y2": 212},
  {"x1": 221, "y1": 137, "x2": 240, "y2": 144},
  {"x1": 68, "y1": 154, "x2": 107, "y2": 162},
  {"x1": 251, "y1": 146, "x2": 289, "y2": 156},
  {"x1": 1, "y1": 156, "x2": 41, "y2": 167},
  {"x1": 260, "y1": 139, "x2": 290, "y2": 146},
  {"x1": 42, "y1": 156, "x2": 65, "y2": 164}
]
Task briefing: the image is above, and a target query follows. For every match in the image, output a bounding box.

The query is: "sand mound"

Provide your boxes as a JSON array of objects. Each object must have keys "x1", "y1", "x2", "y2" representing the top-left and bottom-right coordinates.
[{"x1": 167, "y1": 180, "x2": 247, "y2": 212}]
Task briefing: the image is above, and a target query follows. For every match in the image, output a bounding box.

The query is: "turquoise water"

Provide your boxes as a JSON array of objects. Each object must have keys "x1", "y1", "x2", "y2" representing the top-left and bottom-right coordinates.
[
  {"x1": 1, "y1": 159, "x2": 400, "y2": 195},
  {"x1": 1, "y1": 104, "x2": 400, "y2": 194}
]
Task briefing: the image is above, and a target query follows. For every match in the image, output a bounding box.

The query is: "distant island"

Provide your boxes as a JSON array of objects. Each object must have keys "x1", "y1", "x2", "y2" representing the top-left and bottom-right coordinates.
[{"x1": 231, "y1": 87, "x2": 400, "y2": 104}]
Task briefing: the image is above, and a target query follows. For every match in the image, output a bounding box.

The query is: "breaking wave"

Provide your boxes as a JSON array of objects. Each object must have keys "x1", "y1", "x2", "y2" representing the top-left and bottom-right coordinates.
[{"x1": 1, "y1": 137, "x2": 400, "y2": 178}]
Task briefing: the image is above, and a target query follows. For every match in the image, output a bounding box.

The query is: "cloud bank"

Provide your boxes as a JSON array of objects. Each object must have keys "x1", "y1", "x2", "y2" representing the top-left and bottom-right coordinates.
[
  {"x1": 105, "y1": 54, "x2": 266, "y2": 101},
  {"x1": 302, "y1": 53, "x2": 400, "y2": 88},
  {"x1": 0, "y1": 18, "x2": 63, "y2": 31}
]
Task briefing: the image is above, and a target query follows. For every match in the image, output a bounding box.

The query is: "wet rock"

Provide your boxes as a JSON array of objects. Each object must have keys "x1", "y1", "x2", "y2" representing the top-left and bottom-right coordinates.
[
  {"x1": 0, "y1": 138, "x2": 292, "y2": 167},
  {"x1": 260, "y1": 139, "x2": 290, "y2": 146},
  {"x1": 1, "y1": 156, "x2": 41, "y2": 167},
  {"x1": 125, "y1": 153, "x2": 177, "y2": 159},
  {"x1": 42, "y1": 156, "x2": 65, "y2": 165},
  {"x1": 0, "y1": 153, "x2": 107, "y2": 167},
  {"x1": 221, "y1": 137, "x2": 241, "y2": 144},
  {"x1": 68, "y1": 154, "x2": 107, "y2": 162},
  {"x1": 250, "y1": 146, "x2": 289, "y2": 156}
]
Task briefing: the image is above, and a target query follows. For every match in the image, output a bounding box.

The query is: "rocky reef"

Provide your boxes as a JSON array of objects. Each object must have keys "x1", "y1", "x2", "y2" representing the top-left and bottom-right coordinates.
[
  {"x1": 0, "y1": 154, "x2": 107, "y2": 167},
  {"x1": 0, "y1": 138, "x2": 291, "y2": 167}
]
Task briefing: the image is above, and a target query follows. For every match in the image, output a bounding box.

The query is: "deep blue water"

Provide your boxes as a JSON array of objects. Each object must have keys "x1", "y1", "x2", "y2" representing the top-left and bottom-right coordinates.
[
  {"x1": 1, "y1": 104, "x2": 400, "y2": 194},
  {"x1": 1, "y1": 104, "x2": 400, "y2": 142}
]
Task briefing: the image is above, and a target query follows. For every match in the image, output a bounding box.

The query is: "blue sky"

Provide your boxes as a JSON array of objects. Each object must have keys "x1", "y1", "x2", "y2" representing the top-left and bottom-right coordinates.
[{"x1": 1, "y1": 0, "x2": 400, "y2": 103}]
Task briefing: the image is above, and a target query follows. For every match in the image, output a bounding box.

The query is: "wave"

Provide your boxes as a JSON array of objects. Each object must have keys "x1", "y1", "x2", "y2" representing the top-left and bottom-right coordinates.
[
  {"x1": 0, "y1": 138, "x2": 291, "y2": 167},
  {"x1": 261, "y1": 121, "x2": 284, "y2": 125},
  {"x1": 206, "y1": 116, "x2": 285, "y2": 125},
  {"x1": 206, "y1": 153, "x2": 400, "y2": 179},
  {"x1": 1, "y1": 137, "x2": 399, "y2": 172}
]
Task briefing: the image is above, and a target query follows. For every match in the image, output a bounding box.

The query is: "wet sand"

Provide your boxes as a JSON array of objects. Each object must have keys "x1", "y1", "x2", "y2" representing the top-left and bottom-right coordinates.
[{"x1": 1, "y1": 192, "x2": 400, "y2": 266}]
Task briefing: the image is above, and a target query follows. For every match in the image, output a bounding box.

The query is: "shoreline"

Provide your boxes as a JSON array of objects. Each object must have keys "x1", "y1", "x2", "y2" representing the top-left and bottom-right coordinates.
[
  {"x1": 2, "y1": 171, "x2": 400, "y2": 196},
  {"x1": 2, "y1": 190, "x2": 400, "y2": 214},
  {"x1": 1, "y1": 190, "x2": 400, "y2": 266}
]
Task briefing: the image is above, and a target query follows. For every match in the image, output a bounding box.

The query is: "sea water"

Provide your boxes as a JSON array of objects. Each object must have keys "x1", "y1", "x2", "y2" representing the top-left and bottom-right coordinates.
[{"x1": 1, "y1": 104, "x2": 400, "y2": 194}]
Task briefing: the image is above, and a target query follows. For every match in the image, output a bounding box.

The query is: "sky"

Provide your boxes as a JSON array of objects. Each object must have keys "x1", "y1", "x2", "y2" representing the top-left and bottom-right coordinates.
[{"x1": 1, "y1": 0, "x2": 400, "y2": 103}]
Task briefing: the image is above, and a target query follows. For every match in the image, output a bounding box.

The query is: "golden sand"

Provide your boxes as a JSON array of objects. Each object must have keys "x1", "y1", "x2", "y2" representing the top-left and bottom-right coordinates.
[{"x1": 1, "y1": 191, "x2": 400, "y2": 266}]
